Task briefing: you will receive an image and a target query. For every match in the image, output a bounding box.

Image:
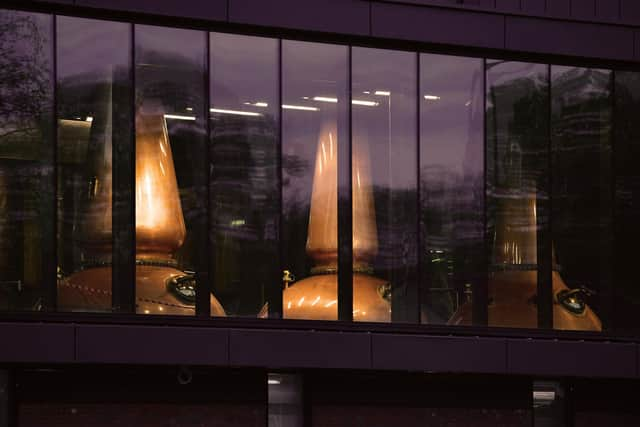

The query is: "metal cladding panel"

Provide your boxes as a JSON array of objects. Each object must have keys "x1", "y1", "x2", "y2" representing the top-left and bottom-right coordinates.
[
  {"x1": 521, "y1": 0, "x2": 545, "y2": 14},
  {"x1": 506, "y1": 16, "x2": 635, "y2": 61},
  {"x1": 76, "y1": 325, "x2": 229, "y2": 365},
  {"x1": 507, "y1": 339, "x2": 637, "y2": 378},
  {"x1": 0, "y1": 323, "x2": 75, "y2": 363},
  {"x1": 228, "y1": 0, "x2": 370, "y2": 36},
  {"x1": 571, "y1": 0, "x2": 596, "y2": 20},
  {"x1": 371, "y1": 334, "x2": 507, "y2": 374},
  {"x1": 622, "y1": 0, "x2": 640, "y2": 25},
  {"x1": 547, "y1": 0, "x2": 571, "y2": 18},
  {"x1": 496, "y1": 0, "x2": 521, "y2": 13},
  {"x1": 371, "y1": 2, "x2": 505, "y2": 49},
  {"x1": 229, "y1": 329, "x2": 371, "y2": 369},
  {"x1": 596, "y1": 0, "x2": 620, "y2": 22},
  {"x1": 75, "y1": 0, "x2": 228, "y2": 21}
]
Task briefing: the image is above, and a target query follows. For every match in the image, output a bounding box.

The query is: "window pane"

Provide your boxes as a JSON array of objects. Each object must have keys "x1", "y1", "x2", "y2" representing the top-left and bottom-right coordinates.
[
  {"x1": 551, "y1": 66, "x2": 611, "y2": 332},
  {"x1": 420, "y1": 54, "x2": 484, "y2": 326},
  {"x1": 613, "y1": 71, "x2": 640, "y2": 334},
  {"x1": 210, "y1": 33, "x2": 279, "y2": 317},
  {"x1": 484, "y1": 61, "x2": 549, "y2": 329},
  {"x1": 351, "y1": 47, "x2": 417, "y2": 323},
  {"x1": 135, "y1": 25, "x2": 221, "y2": 316},
  {"x1": 281, "y1": 41, "x2": 348, "y2": 320},
  {"x1": 0, "y1": 10, "x2": 53, "y2": 311},
  {"x1": 268, "y1": 374, "x2": 303, "y2": 427},
  {"x1": 56, "y1": 16, "x2": 131, "y2": 312}
]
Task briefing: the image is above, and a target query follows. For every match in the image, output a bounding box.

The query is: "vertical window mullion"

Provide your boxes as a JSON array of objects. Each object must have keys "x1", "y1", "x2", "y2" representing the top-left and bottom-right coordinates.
[
  {"x1": 268, "y1": 39, "x2": 284, "y2": 320},
  {"x1": 474, "y1": 58, "x2": 489, "y2": 326},
  {"x1": 112, "y1": 22, "x2": 136, "y2": 313},
  {"x1": 337, "y1": 46, "x2": 354, "y2": 322},
  {"x1": 43, "y1": 14, "x2": 58, "y2": 312},
  {"x1": 537, "y1": 63, "x2": 553, "y2": 329},
  {"x1": 197, "y1": 32, "x2": 212, "y2": 318}
]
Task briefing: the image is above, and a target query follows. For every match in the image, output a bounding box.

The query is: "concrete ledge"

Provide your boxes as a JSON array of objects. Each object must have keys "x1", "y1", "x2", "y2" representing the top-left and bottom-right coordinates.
[
  {"x1": 229, "y1": 329, "x2": 371, "y2": 369},
  {"x1": 228, "y1": 0, "x2": 370, "y2": 36},
  {"x1": 507, "y1": 338, "x2": 637, "y2": 378},
  {"x1": 75, "y1": 0, "x2": 228, "y2": 22},
  {"x1": 372, "y1": 334, "x2": 507, "y2": 374},
  {"x1": 76, "y1": 325, "x2": 229, "y2": 365},
  {"x1": 0, "y1": 323, "x2": 74, "y2": 363},
  {"x1": 506, "y1": 15, "x2": 635, "y2": 61},
  {"x1": 371, "y1": 2, "x2": 505, "y2": 49}
]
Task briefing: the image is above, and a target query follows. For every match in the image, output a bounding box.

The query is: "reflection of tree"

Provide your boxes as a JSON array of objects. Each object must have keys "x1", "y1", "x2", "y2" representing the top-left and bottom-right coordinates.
[{"x1": 0, "y1": 12, "x2": 50, "y2": 141}]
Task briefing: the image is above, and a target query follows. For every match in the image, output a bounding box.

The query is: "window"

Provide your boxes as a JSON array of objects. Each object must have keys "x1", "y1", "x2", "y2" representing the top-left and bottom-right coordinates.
[{"x1": 0, "y1": 6, "x2": 635, "y2": 336}]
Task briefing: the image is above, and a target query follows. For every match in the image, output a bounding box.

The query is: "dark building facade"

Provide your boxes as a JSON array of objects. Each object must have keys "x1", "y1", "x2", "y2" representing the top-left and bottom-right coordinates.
[{"x1": 1, "y1": 0, "x2": 640, "y2": 425}]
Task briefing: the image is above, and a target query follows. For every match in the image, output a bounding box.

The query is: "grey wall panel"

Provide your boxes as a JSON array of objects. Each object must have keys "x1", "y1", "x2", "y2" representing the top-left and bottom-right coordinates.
[
  {"x1": 522, "y1": 0, "x2": 545, "y2": 14},
  {"x1": 571, "y1": 0, "x2": 596, "y2": 20},
  {"x1": 228, "y1": 0, "x2": 370, "y2": 36},
  {"x1": 508, "y1": 339, "x2": 637, "y2": 378},
  {"x1": 229, "y1": 329, "x2": 371, "y2": 369},
  {"x1": 0, "y1": 323, "x2": 74, "y2": 363},
  {"x1": 371, "y1": 2, "x2": 505, "y2": 49},
  {"x1": 546, "y1": 0, "x2": 571, "y2": 18},
  {"x1": 496, "y1": 0, "x2": 521, "y2": 12},
  {"x1": 506, "y1": 16, "x2": 634, "y2": 61},
  {"x1": 75, "y1": 0, "x2": 228, "y2": 21},
  {"x1": 76, "y1": 325, "x2": 229, "y2": 365},
  {"x1": 371, "y1": 334, "x2": 507, "y2": 374}
]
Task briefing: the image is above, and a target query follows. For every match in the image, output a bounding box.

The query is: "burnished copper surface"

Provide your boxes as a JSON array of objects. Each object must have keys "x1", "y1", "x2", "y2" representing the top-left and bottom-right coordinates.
[
  {"x1": 283, "y1": 119, "x2": 390, "y2": 321},
  {"x1": 283, "y1": 273, "x2": 390, "y2": 322},
  {"x1": 448, "y1": 271, "x2": 601, "y2": 330},
  {"x1": 135, "y1": 107, "x2": 186, "y2": 260},
  {"x1": 59, "y1": 265, "x2": 226, "y2": 316},
  {"x1": 449, "y1": 194, "x2": 601, "y2": 331}
]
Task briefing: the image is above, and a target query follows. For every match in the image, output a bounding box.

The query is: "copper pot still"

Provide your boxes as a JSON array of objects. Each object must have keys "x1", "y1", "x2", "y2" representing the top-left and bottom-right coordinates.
[
  {"x1": 281, "y1": 121, "x2": 391, "y2": 322},
  {"x1": 448, "y1": 195, "x2": 601, "y2": 331},
  {"x1": 58, "y1": 100, "x2": 225, "y2": 316}
]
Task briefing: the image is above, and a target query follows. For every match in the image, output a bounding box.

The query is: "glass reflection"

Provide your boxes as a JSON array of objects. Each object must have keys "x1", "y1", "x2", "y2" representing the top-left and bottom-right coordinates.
[
  {"x1": 268, "y1": 374, "x2": 303, "y2": 427},
  {"x1": 210, "y1": 33, "x2": 279, "y2": 317},
  {"x1": 480, "y1": 61, "x2": 551, "y2": 329},
  {"x1": 0, "y1": 10, "x2": 53, "y2": 311},
  {"x1": 352, "y1": 47, "x2": 417, "y2": 323},
  {"x1": 613, "y1": 71, "x2": 640, "y2": 334},
  {"x1": 135, "y1": 25, "x2": 224, "y2": 316},
  {"x1": 420, "y1": 54, "x2": 484, "y2": 325},
  {"x1": 281, "y1": 41, "x2": 349, "y2": 320},
  {"x1": 56, "y1": 16, "x2": 131, "y2": 312},
  {"x1": 551, "y1": 66, "x2": 611, "y2": 331}
]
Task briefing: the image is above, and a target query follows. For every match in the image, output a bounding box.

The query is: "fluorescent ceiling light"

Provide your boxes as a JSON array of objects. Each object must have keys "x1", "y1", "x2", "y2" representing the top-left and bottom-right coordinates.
[
  {"x1": 268, "y1": 379, "x2": 281, "y2": 385},
  {"x1": 85, "y1": 116, "x2": 94, "y2": 122},
  {"x1": 243, "y1": 101, "x2": 269, "y2": 108},
  {"x1": 209, "y1": 108, "x2": 261, "y2": 117},
  {"x1": 185, "y1": 107, "x2": 194, "y2": 111},
  {"x1": 375, "y1": 90, "x2": 391, "y2": 96},
  {"x1": 352, "y1": 99, "x2": 379, "y2": 107},
  {"x1": 313, "y1": 96, "x2": 338, "y2": 103},
  {"x1": 282, "y1": 104, "x2": 318, "y2": 111},
  {"x1": 164, "y1": 114, "x2": 196, "y2": 121},
  {"x1": 424, "y1": 95, "x2": 441, "y2": 100}
]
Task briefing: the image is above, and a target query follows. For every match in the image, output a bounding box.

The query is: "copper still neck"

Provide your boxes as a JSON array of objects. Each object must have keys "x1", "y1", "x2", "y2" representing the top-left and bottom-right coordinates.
[
  {"x1": 305, "y1": 120, "x2": 378, "y2": 271},
  {"x1": 135, "y1": 103, "x2": 186, "y2": 260},
  {"x1": 283, "y1": 119, "x2": 390, "y2": 322}
]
